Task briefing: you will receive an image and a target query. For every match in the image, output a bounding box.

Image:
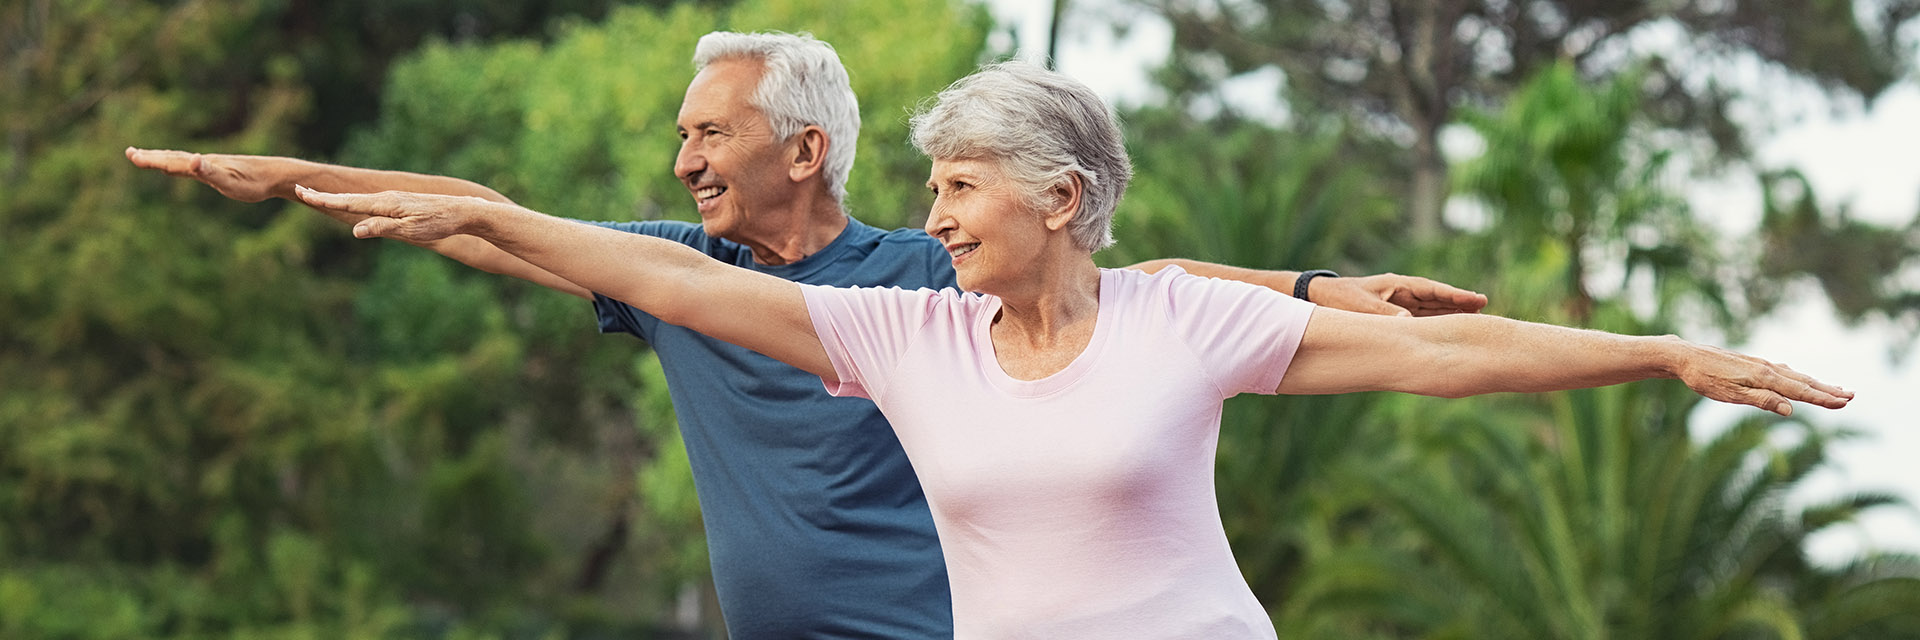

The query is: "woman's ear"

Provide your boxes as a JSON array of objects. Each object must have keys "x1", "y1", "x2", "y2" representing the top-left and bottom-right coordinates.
[
  {"x1": 1043, "y1": 173, "x2": 1084, "y2": 232},
  {"x1": 788, "y1": 126, "x2": 829, "y2": 183}
]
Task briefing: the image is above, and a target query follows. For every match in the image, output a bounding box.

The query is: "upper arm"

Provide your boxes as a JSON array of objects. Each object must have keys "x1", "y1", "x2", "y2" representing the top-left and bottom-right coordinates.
[
  {"x1": 1274, "y1": 307, "x2": 1444, "y2": 396},
  {"x1": 1160, "y1": 270, "x2": 1313, "y2": 397}
]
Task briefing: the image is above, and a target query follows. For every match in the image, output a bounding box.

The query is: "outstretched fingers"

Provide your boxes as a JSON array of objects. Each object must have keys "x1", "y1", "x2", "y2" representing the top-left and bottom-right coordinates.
[
  {"x1": 1763, "y1": 362, "x2": 1853, "y2": 410},
  {"x1": 1382, "y1": 275, "x2": 1489, "y2": 316},
  {"x1": 295, "y1": 186, "x2": 402, "y2": 217},
  {"x1": 294, "y1": 187, "x2": 480, "y2": 243},
  {"x1": 125, "y1": 147, "x2": 200, "y2": 177},
  {"x1": 351, "y1": 216, "x2": 404, "y2": 239},
  {"x1": 1728, "y1": 361, "x2": 1852, "y2": 416},
  {"x1": 1678, "y1": 345, "x2": 1853, "y2": 416},
  {"x1": 295, "y1": 187, "x2": 405, "y2": 238}
]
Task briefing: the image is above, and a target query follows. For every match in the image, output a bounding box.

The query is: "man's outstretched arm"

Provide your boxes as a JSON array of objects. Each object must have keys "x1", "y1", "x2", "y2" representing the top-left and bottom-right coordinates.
[
  {"x1": 126, "y1": 147, "x2": 592, "y2": 299},
  {"x1": 1126, "y1": 258, "x2": 1488, "y2": 317}
]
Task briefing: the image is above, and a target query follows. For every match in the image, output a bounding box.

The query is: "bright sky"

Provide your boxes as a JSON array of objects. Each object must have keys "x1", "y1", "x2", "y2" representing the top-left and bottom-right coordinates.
[{"x1": 984, "y1": 0, "x2": 1920, "y2": 564}]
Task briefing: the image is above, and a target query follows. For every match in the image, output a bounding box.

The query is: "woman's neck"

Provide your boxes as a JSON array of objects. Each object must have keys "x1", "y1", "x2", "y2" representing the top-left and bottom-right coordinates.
[{"x1": 987, "y1": 256, "x2": 1102, "y2": 379}]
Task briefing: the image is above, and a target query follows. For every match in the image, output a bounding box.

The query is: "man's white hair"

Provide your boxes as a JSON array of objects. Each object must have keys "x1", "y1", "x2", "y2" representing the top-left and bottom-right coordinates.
[{"x1": 693, "y1": 31, "x2": 860, "y2": 205}]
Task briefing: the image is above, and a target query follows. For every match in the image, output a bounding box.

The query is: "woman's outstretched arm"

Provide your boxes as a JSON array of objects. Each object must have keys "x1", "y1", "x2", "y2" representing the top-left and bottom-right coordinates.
[
  {"x1": 296, "y1": 187, "x2": 836, "y2": 381},
  {"x1": 1277, "y1": 307, "x2": 1852, "y2": 416}
]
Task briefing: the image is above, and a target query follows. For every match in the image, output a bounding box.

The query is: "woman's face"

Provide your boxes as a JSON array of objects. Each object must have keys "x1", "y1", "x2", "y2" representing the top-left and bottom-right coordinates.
[{"x1": 923, "y1": 157, "x2": 1055, "y2": 294}]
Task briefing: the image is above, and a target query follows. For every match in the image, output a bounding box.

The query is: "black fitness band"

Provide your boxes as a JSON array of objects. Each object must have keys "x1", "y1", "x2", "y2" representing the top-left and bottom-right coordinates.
[{"x1": 1294, "y1": 269, "x2": 1339, "y2": 302}]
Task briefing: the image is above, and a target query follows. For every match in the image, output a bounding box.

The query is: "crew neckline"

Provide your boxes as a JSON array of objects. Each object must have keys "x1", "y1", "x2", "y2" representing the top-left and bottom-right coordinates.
[{"x1": 972, "y1": 269, "x2": 1116, "y2": 399}]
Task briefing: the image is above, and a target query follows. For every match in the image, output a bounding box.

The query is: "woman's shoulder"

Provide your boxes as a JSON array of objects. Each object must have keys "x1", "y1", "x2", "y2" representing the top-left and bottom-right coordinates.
[
  {"x1": 811, "y1": 282, "x2": 987, "y2": 317},
  {"x1": 1100, "y1": 264, "x2": 1210, "y2": 298}
]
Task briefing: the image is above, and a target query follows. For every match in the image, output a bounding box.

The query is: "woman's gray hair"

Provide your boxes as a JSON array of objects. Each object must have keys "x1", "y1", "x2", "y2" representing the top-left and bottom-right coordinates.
[
  {"x1": 693, "y1": 31, "x2": 861, "y2": 205},
  {"x1": 910, "y1": 61, "x2": 1131, "y2": 253}
]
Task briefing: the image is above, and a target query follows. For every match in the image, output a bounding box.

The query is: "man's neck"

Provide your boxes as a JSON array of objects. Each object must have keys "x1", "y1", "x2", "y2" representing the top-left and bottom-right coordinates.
[{"x1": 735, "y1": 200, "x2": 850, "y2": 266}]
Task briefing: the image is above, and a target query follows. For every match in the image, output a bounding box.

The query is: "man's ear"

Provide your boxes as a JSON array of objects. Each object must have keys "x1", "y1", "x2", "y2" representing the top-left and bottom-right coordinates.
[
  {"x1": 789, "y1": 126, "x2": 829, "y2": 183},
  {"x1": 1043, "y1": 173, "x2": 1084, "y2": 233}
]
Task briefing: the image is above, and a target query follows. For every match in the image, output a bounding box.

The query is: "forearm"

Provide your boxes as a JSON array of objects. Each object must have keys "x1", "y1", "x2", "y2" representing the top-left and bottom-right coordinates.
[
  {"x1": 464, "y1": 204, "x2": 707, "y2": 309},
  {"x1": 1285, "y1": 307, "x2": 1847, "y2": 414},
  {"x1": 456, "y1": 203, "x2": 830, "y2": 377},
  {"x1": 1405, "y1": 314, "x2": 1681, "y2": 397},
  {"x1": 270, "y1": 159, "x2": 512, "y2": 204},
  {"x1": 271, "y1": 160, "x2": 590, "y2": 297}
]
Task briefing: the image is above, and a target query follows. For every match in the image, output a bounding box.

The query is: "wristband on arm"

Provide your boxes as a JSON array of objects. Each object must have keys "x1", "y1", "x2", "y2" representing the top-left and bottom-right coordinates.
[{"x1": 1293, "y1": 269, "x2": 1339, "y2": 302}]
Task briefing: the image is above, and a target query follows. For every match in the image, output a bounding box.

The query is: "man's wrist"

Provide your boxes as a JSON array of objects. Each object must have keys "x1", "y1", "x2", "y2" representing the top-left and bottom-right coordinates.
[
  {"x1": 272, "y1": 158, "x2": 320, "y2": 200},
  {"x1": 1294, "y1": 269, "x2": 1339, "y2": 302}
]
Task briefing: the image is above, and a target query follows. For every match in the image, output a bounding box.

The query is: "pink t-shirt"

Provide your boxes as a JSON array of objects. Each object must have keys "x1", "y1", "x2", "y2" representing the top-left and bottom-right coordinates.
[{"x1": 801, "y1": 266, "x2": 1314, "y2": 638}]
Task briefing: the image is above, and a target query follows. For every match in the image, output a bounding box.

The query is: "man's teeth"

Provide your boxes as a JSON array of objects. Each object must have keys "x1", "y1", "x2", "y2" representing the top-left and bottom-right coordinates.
[
  {"x1": 949, "y1": 244, "x2": 978, "y2": 258},
  {"x1": 696, "y1": 186, "x2": 725, "y2": 200}
]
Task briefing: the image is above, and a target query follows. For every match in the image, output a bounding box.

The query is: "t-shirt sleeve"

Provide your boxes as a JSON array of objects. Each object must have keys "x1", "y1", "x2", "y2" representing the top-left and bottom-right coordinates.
[
  {"x1": 800, "y1": 283, "x2": 941, "y2": 400},
  {"x1": 582, "y1": 220, "x2": 704, "y2": 338},
  {"x1": 1164, "y1": 270, "x2": 1316, "y2": 398}
]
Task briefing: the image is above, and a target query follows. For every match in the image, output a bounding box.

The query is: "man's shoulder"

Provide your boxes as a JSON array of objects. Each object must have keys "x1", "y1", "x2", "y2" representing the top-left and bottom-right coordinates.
[
  {"x1": 875, "y1": 228, "x2": 944, "y2": 255},
  {"x1": 590, "y1": 219, "x2": 749, "y2": 259},
  {"x1": 588, "y1": 218, "x2": 701, "y2": 240},
  {"x1": 804, "y1": 220, "x2": 953, "y2": 290}
]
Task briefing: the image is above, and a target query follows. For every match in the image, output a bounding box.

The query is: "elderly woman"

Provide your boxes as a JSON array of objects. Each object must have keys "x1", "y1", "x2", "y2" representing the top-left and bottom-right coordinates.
[{"x1": 298, "y1": 62, "x2": 1850, "y2": 638}]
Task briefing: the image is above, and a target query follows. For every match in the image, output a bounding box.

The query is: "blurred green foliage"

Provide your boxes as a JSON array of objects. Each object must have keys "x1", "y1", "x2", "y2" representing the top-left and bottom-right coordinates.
[{"x1": 4, "y1": 0, "x2": 1919, "y2": 638}]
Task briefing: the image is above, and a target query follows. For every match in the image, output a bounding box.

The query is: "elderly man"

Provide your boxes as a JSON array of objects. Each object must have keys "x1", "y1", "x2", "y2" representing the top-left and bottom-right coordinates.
[{"x1": 130, "y1": 31, "x2": 1486, "y2": 638}]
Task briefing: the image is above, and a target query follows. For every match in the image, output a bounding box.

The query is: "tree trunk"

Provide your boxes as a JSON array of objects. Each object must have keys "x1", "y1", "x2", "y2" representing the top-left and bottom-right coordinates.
[
  {"x1": 1409, "y1": 131, "x2": 1447, "y2": 241},
  {"x1": 1047, "y1": 0, "x2": 1069, "y2": 69}
]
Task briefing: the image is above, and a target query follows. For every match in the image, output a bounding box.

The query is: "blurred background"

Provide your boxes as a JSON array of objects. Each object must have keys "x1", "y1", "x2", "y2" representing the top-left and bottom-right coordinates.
[{"x1": 3, "y1": 0, "x2": 1917, "y2": 637}]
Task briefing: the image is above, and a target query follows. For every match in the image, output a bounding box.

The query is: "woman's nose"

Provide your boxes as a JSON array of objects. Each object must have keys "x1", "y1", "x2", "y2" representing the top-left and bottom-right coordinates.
[{"x1": 923, "y1": 205, "x2": 952, "y2": 238}]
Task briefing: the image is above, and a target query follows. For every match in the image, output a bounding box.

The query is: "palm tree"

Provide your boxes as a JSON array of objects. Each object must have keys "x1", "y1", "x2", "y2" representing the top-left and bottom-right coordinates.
[{"x1": 1283, "y1": 375, "x2": 1920, "y2": 639}]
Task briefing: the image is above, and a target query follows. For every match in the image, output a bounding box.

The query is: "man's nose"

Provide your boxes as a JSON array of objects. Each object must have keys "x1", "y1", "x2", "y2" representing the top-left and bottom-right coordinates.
[{"x1": 674, "y1": 141, "x2": 703, "y2": 181}]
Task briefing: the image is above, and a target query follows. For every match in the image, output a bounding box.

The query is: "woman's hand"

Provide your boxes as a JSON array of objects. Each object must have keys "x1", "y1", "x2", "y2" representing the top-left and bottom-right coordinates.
[
  {"x1": 1668, "y1": 338, "x2": 1853, "y2": 416},
  {"x1": 294, "y1": 187, "x2": 499, "y2": 243}
]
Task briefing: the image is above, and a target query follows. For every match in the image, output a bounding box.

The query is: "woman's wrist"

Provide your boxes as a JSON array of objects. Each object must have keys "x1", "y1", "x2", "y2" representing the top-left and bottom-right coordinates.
[{"x1": 1643, "y1": 334, "x2": 1693, "y2": 380}]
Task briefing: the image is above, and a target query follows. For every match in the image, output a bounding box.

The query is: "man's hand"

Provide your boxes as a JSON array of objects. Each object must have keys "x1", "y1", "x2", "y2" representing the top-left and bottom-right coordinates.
[
  {"x1": 1313, "y1": 273, "x2": 1489, "y2": 317},
  {"x1": 294, "y1": 187, "x2": 499, "y2": 243},
  {"x1": 126, "y1": 147, "x2": 290, "y2": 203}
]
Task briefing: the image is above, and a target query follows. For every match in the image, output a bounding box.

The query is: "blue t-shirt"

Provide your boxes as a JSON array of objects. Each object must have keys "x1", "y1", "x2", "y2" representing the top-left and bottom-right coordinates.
[{"x1": 590, "y1": 218, "x2": 957, "y2": 639}]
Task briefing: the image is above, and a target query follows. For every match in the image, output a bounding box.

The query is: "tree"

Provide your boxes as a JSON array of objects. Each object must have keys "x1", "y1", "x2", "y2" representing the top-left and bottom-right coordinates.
[
  {"x1": 1287, "y1": 377, "x2": 1920, "y2": 639},
  {"x1": 2, "y1": 0, "x2": 995, "y2": 636},
  {"x1": 1452, "y1": 61, "x2": 1729, "y2": 328},
  {"x1": 1136, "y1": 0, "x2": 1920, "y2": 240}
]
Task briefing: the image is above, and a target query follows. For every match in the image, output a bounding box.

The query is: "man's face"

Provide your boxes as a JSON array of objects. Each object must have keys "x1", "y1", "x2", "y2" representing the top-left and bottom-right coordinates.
[{"x1": 674, "y1": 58, "x2": 795, "y2": 241}]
